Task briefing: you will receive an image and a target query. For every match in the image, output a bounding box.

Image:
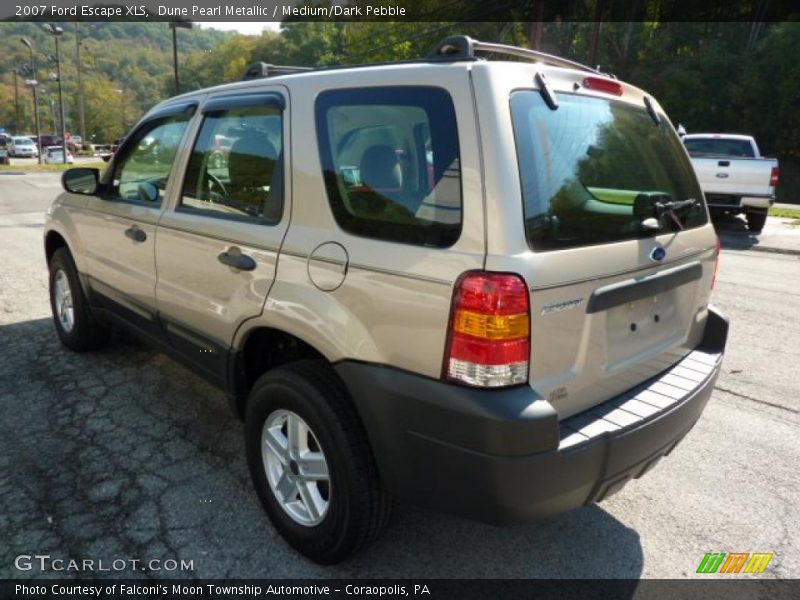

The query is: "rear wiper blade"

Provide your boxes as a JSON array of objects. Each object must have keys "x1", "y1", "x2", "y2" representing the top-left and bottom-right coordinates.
[{"x1": 654, "y1": 197, "x2": 698, "y2": 230}]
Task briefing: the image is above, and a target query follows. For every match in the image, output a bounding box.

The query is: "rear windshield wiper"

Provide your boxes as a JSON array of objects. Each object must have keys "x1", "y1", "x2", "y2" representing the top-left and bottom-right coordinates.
[
  {"x1": 654, "y1": 197, "x2": 698, "y2": 230},
  {"x1": 635, "y1": 193, "x2": 698, "y2": 231}
]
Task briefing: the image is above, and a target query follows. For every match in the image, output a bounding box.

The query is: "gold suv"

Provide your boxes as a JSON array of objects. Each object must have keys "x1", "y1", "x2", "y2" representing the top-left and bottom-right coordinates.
[{"x1": 44, "y1": 36, "x2": 727, "y2": 564}]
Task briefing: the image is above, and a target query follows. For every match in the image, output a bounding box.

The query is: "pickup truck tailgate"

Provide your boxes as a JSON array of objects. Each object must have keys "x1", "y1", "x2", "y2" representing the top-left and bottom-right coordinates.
[{"x1": 690, "y1": 157, "x2": 776, "y2": 196}]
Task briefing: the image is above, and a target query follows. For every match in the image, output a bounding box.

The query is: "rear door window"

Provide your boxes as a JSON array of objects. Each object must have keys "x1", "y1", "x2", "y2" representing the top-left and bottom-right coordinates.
[
  {"x1": 510, "y1": 92, "x2": 707, "y2": 251},
  {"x1": 315, "y1": 86, "x2": 462, "y2": 248}
]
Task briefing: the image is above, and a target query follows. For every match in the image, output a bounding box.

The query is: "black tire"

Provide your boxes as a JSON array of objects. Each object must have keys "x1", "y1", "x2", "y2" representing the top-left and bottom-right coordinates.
[
  {"x1": 48, "y1": 247, "x2": 111, "y2": 351},
  {"x1": 244, "y1": 360, "x2": 391, "y2": 564},
  {"x1": 746, "y1": 211, "x2": 767, "y2": 233}
]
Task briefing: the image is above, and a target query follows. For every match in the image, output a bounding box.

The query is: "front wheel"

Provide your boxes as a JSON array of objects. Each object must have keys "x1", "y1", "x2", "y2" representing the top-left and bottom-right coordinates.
[
  {"x1": 746, "y1": 211, "x2": 767, "y2": 233},
  {"x1": 245, "y1": 360, "x2": 391, "y2": 564},
  {"x1": 48, "y1": 247, "x2": 111, "y2": 351}
]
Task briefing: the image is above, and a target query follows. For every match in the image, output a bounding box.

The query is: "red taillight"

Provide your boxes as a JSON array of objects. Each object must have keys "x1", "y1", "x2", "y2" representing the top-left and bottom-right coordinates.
[
  {"x1": 711, "y1": 236, "x2": 721, "y2": 290},
  {"x1": 770, "y1": 166, "x2": 780, "y2": 187},
  {"x1": 583, "y1": 76, "x2": 623, "y2": 96},
  {"x1": 444, "y1": 272, "x2": 530, "y2": 388}
]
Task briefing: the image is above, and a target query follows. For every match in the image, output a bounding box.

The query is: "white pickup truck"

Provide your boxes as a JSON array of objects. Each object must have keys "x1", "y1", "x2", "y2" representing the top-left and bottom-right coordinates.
[{"x1": 683, "y1": 133, "x2": 779, "y2": 232}]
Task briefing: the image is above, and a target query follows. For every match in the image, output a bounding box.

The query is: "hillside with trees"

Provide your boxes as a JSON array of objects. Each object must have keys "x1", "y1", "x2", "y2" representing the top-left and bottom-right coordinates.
[{"x1": 1, "y1": 3, "x2": 797, "y2": 197}]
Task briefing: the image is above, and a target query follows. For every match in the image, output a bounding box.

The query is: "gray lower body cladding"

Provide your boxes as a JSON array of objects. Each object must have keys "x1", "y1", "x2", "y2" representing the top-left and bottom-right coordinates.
[{"x1": 336, "y1": 306, "x2": 728, "y2": 524}]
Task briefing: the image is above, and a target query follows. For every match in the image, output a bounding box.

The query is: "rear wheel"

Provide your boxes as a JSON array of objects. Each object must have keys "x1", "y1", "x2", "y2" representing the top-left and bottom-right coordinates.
[
  {"x1": 746, "y1": 211, "x2": 767, "y2": 233},
  {"x1": 244, "y1": 360, "x2": 391, "y2": 564},
  {"x1": 48, "y1": 247, "x2": 111, "y2": 351}
]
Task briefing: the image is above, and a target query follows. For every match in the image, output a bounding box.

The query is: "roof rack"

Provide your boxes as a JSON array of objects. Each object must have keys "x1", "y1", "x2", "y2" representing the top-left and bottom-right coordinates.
[
  {"x1": 426, "y1": 35, "x2": 599, "y2": 74},
  {"x1": 242, "y1": 62, "x2": 312, "y2": 81}
]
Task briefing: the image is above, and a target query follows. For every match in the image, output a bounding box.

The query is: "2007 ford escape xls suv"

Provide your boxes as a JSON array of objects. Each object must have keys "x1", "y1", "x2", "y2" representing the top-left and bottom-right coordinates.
[{"x1": 44, "y1": 36, "x2": 727, "y2": 564}]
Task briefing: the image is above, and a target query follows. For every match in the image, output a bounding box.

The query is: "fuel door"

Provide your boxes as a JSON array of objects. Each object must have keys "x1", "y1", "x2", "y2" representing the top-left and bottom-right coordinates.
[{"x1": 307, "y1": 242, "x2": 349, "y2": 291}]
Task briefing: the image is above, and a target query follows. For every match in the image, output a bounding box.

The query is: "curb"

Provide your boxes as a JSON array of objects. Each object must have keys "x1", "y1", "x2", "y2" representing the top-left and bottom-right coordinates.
[{"x1": 722, "y1": 242, "x2": 800, "y2": 257}]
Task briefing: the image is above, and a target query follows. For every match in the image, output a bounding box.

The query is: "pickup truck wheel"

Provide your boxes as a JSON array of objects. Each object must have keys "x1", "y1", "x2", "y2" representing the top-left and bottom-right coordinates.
[
  {"x1": 746, "y1": 211, "x2": 767, "y2": 233},
  {"x1": 245, "y1": 360, "x2": 391, "y2": 564},
  {"x1": 48, "y1": 248, "x2": 111, "y2": 351}
]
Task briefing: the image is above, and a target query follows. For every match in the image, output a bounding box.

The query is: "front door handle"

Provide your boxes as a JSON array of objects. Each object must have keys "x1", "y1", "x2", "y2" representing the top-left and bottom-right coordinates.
[
  {"x1": 124, "y1": 226, "x2": 146, "y2": 242},
  {"x1": 218, "y1": 249, "x2": 256, "y2": 271}
]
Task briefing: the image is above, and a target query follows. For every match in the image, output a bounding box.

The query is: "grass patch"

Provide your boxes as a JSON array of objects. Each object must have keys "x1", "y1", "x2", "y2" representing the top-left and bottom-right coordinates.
[
  {"x1": 769, "y1": 206, "x2": 800, "y2": 219},
  {"x1": 0, "y1": 162, "x2": 106, "y2": 172}
]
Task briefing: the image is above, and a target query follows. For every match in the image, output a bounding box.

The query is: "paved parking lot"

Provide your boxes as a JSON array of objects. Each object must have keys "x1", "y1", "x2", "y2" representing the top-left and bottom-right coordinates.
[
  {"x1": 0, "y1": 173, "x2": 798, "y2": 580},
  {"x1": 3, "y1": 156, "x2": 102, "y2": 167}
]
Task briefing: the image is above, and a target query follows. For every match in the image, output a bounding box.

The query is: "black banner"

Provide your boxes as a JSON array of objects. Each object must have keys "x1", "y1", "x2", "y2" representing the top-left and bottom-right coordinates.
[
  {"x1": 2, "y1": 0, "x2": 800, "y2": 23},
  {"x1": 2, "y1": 580, "x2": 800, "y2": 600}
]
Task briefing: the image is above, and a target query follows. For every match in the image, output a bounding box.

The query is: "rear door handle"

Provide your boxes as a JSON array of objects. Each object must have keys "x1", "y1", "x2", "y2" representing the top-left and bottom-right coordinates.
[
  {"x1": 218, "y1": 249, "x2": 256, "y2": 271},
  {"x1": 124, "y1": 226, "x2": 147, "y2": 242}
]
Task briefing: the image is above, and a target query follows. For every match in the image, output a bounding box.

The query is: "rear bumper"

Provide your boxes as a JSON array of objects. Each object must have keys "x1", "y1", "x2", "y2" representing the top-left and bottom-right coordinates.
[
  {"x1": 740, "y1": 196, "x2": 774, "y2": 210},
  {"x1": 706, "y1": 194, "x2": 774, "y2": 211},
  {"x1": 337, "y1": 306, "x2": 728, "y2": 524}
]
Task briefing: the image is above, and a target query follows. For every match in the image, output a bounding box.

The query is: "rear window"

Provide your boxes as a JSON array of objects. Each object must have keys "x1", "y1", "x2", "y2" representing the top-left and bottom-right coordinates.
[
  {"x1": 510, "y1": 92, "x2": 706, "y2": 251},
  {"x1": 683, "y1": 137, "x2": 755, "y2": 158},
  {"x1": 315, "y1": 86, "x2": 462, "y2": 248}
]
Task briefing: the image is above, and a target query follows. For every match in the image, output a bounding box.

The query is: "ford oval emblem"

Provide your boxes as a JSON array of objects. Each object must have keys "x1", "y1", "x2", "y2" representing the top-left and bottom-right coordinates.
[{"x1": 650, "y1": 246, "x2": 666, "y2": 262}]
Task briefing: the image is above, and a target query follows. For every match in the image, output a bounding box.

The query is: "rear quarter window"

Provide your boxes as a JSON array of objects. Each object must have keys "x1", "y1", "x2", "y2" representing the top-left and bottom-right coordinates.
[{"x1": 315, "y1": 86, "x2": 462, "y2": 248}]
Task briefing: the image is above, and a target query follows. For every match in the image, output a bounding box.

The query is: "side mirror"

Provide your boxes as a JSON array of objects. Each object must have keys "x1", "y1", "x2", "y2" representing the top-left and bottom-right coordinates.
[
  {"x1": 62, "y1": 168, "x2": 99, "y2": 195},
  {"x1": 101, "y1": 154, "x2": 112, "y2": 163}
]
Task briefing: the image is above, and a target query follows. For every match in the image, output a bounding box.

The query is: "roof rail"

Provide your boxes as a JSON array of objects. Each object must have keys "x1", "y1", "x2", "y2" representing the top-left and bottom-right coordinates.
[
  {"x1": 426, "y1": 35, "x2": 599, "y2": 74},
  {"x1": 242, "y1": 62, "x2": 312, "y2": 81}
]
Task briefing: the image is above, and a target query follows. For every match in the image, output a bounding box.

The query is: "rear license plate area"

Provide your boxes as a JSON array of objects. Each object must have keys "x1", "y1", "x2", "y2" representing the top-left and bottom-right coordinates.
[{"x1": 605, "y1": 292, "x2": 679, "y2": 370}]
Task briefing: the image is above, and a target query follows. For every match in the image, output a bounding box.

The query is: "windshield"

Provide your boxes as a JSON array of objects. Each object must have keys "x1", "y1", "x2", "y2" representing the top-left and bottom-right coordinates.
[
  {"x1": 13, "y1": 138, "x2": 33, "y2": 146},
  {"x1": 683, "y1": 137, "x2": 755, "y2": 158},
  {"x1": 510, "y1": 92, "x2": 706, "y2": 251}
]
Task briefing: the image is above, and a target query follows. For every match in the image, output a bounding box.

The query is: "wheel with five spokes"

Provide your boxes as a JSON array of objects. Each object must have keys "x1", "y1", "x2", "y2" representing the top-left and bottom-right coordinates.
[{"x1": 245, "y1": 360, "x2": 391, "y2": 564}]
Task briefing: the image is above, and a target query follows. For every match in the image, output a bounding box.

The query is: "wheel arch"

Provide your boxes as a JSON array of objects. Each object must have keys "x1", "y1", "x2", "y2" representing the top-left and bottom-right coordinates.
[
  {"x1": 229, "y1": 325, "x2": 327, "y2": 418},
  {"x1": 44, "y1": 229, "x2": 70, "y2": 265}
]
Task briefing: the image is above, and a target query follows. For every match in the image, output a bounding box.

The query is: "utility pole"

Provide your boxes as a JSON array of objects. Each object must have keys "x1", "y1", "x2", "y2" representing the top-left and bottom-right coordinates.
[
  {"x1": 13, "y1": 68, "x2": 22, "y2": 133},
  {"x1": 44, "y1": 24, "x2": 68, "y2": 163},
  {"x1": 20, "y1": 37, "x2": 43, "y2": 164},
  {"x1": 169, "y1": 21, "x2": 193, "y2": 96},
  {"x1": 75, "y1": 22, "x2": 86, "y2": 146}
]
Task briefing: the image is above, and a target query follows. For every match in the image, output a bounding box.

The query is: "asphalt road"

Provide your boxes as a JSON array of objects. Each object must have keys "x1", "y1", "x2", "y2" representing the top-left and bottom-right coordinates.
[{"x1": 1, "y1": 173, "x2": 798, "y2": 581}]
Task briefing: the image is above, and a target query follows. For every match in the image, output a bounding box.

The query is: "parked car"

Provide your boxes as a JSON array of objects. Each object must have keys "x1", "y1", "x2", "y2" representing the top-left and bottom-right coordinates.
[
  {"x1": 0, "y1": 137, "x2": 8, "y2": 165},
  {"x1": 31, "y1": 134, "x2": 61, "y2": 149},
  {"x1": 683, "y1": 133, "x2": 778, "y2": 232},
  {"x1": 44, "y1": 36, "x2": 727, "y2": 564},
  {"x1": 43, "y1": 145, "x2": 74, "y2": 165},
  {"x1": 9, "y1": 136, "x2": 39, "y2": 158},
  {"x1": 91, "y1": 144, "x2": 113, "y2": 160}
]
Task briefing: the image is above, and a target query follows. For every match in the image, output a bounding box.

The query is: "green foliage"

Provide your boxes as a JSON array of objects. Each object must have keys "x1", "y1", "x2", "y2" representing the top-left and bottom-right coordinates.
[
  {"x1": 1, "y1": 12, "x2": 798, "y2": 200},
  {"x1": 0, "y1": 22, "x2": 229, "y2": 142}
]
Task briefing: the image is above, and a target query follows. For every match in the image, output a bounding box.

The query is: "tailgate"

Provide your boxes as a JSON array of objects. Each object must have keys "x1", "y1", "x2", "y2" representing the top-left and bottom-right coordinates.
[
  {"x1": 527, "y1": 245, "x2": 716, "y2": 419},
  {"x1": 478, "y1": 67, "x2": 719, "y2": 420},
  {"x1": 691, "y1": 157, "x2": 776, "y2": 197}
]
